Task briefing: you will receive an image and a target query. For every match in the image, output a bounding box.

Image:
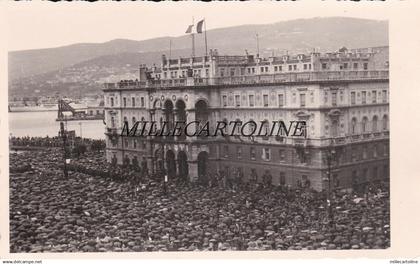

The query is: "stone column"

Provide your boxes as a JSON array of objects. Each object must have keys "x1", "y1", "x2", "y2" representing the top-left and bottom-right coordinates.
[{"x1": 185, "y1": 109, "x2": 196, "y2": 141}]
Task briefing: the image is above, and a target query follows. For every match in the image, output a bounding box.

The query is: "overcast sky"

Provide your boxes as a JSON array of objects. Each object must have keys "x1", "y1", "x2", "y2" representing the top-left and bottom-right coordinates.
[{"x1": 3, "y1": 1, "x2": 391, "y2": 51}]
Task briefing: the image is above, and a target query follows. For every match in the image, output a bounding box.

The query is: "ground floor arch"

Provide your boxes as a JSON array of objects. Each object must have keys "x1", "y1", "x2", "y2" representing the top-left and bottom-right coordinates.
[
  {"x1": 166, "y1": 149, "x2": 176, "y2": 178},
  {"x1": 197, "y1": 151, "x2": 209, "y2": 183},
  {"x1": 177, "y1": 151, "x2": 189, "y2": 181}
]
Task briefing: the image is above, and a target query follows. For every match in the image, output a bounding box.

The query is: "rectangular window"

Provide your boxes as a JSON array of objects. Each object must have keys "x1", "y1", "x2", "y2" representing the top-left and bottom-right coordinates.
[
  {"x1": 362, "y1": 91, "x2": 367, "y2": 104},
  {"x1": 288, "y1": 65, "x2": 292, "y2": 71},
  {"x1": 265, "y1": 66, "x2": 269, "y2": 72},
  {"x1": 247, "y1": 68, "x2": 251, "y2": 74},
  {"x1": 382, "y1": 90, "x2": 387, "y2": 103},
  {"x1": 240, "y1": 68, "x2": 245, "y2": 75},
  {"x1": 140, "y1": 97, "x2": 145, "y2": 107},
  {"x1": 223, "y1": 145, "x2": 229, "y2": 158},
  {"x1": 260, "y1": 67, "x2": 264, "y2": 73},
  {"x1": 252, "y1": 68, "x2": 255, "y2": 73},
  {"x1": 308, "y1": 64, "x2": 311, "y2": 70},
  {"x1": 293, "y1": 65, "x2": 297, "y2": 70},
  {"x1": 123, "y1": 97, "x2": 127, "y2": 107},
  {"x1": 300, "y1": 93, "x2": 306, "y2": 107},
  {"x1": 278, "y1": 94, "x2": 284, "y2": 107},
  {"x1": 372, "y1": 91, "x2": 377, "y2": 103},
  {"x1": 263, "y1": 94, "x2": 269, "y2": 107},
  {"x1": 363, "y1": 63, "x2": 368, "y2": 70},
  {"x1": 324, "y1": 91, "x2": 328, "y2": 103},
  {"x1": 230, "y1": 68, "x2": 235, "y2": 76},
  {"x1": 235, "y1": 95, "x2": 241, "y2": 107},
  {"x1": 322, "y1": 63, "x2": 327, "y2": 70},
  {"x1": 222, "y1": 95, "x2": 227, "y2": 107},
  {"x1": 353, "y1": 63, "x2": 358, "y2": 69},
  {"x1": 304, "y1": 64, "x2": 307, "y2": 70},
  {"x1": 279, "y1": 149, "x2": 285, "y2": 162},
  {"x1": 220, "y1": 68, "x2": 225, "y2": 77},
  {"x1": 132, "y1": 97, "x2": 135, "y2": 107},
  {"x1": 237, "y1": 146, "x2": 242, "y2": 159},
  {"x1": 249, "y1": 95, "x2": 255, "y2": 107},
  {"x1": 274, "y1": 66, "x2": 278, "y2": 72},
  {"x1": 250, "y1": 147, "x2": 256, "y2": 160},
  {"x1": 332, "y1": 92, "x2": 337, "y2": 106},
  {"x1": 279, "y1": 66, "x2": 282, "y2": 71},
  {"x1": 351, "y1": 92, "x2": 356, "y2": 105},
  {"x1": 263, "y1": 148, "x2": 271, "y2": 161},
  {"x1": 280, "y1": 172, "x2": 286, "y2": 185},
  {"x1": 343, "y1": 63, "x2": 348, "y2": 69},
  {"x1": 110, "y1": 97, "x2": 114, "y2": 107}
]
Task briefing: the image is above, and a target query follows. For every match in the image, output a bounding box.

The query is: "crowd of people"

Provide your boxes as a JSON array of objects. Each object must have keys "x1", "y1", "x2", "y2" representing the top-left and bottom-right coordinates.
[
  {"x1": 9, "y1": 142, "x2": 390, "y2": 253},
  {"x1": 10, "y1": 136, "x2": 106, "y2": 152}
]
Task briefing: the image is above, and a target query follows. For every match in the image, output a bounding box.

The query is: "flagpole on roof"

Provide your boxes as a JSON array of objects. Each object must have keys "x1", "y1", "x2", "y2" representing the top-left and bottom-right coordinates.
[
  {"x1": 204, "y1": 18, "x2": 208, "y2": 58},
  {"x1": 192, "y1": 16, "x2": 195, "y2": 58},
  {"x1": 169, "y1": 39, "x2": 172, "y2": 60}
]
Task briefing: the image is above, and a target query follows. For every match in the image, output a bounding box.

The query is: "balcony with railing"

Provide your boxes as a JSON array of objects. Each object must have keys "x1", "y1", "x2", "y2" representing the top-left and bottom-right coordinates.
[{"x1": 103, "y1": 70, "x2": 389, "y2": 90}]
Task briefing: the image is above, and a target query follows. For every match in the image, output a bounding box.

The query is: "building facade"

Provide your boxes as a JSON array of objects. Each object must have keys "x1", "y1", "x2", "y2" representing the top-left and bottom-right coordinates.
[{"x1": 103, "y1": 46, "x2": 389, "y2": 191}]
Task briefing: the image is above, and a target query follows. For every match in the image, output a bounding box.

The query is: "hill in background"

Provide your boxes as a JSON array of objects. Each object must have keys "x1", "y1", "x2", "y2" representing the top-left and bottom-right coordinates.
[{"x1": 8, "y1": 17, "x2": 388, "y2": 98}]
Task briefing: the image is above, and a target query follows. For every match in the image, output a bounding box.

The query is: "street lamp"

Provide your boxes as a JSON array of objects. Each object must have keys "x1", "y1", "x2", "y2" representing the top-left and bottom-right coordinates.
[
  {"x1": 323, "y1": 140, "x2": 338, "y2": 229},
  {"x1": 79, "y1": 122, "x2": 83, "y2": 138},
  {"x1": 59, "y1": 121, "x2": 69, "y2": 179}
]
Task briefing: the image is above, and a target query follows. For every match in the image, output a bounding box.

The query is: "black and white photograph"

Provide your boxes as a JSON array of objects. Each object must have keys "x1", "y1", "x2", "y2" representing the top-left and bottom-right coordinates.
[{"x1": 1, "y1": 1, "x2": 420, "y2": 263}]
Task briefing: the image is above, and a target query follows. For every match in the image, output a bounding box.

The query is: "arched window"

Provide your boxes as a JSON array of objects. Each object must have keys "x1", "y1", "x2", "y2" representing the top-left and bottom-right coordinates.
[
  {"x1": 383, "y1": 115, "x2": 388, "y2": 131},
  {"x1": 351, "y1": 117, "x2": 357, "y2": 134},
  {"x1": 372, "y1": 115, "x2": 378, "y2": 132},
  {"x1": 362, "y1": 117, "x2": 368, "y2": 133}
]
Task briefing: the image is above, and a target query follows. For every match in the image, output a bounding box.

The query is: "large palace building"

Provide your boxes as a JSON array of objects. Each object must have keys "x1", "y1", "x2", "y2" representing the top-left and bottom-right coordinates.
[{"x1": 103, "y1": 46, "x2": 389, "y2": 191}]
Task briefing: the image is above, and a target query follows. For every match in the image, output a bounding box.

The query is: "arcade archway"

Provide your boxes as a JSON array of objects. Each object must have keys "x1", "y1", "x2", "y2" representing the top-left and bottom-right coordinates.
[
  {"x1": 163, "y1": 100, "x2": 174, "y2": 138},
  {"x1": 166, "y1": 150, "x2": 176, "y2": 178},
  {"x1": 197, "y1": 151, "x2": 209, "y2": 182},
  {"x1": 195, "y1": 99, "x2": 209, "y2": 138},
  {"x1": 177, "y1": 151, "x2": 189, "y2": 180},
  {"x1": 175, "y1": 100, "x2": 187, "y2": 140}
]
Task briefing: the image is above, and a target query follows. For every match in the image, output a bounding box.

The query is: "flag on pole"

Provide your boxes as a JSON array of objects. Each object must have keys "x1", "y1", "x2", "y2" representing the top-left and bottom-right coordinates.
[
  {"x1": 185, "y1": 24, "x2": 194, "y2": 34},
  {"x1": 196, "y1": 19, "x2": 205, "y2": 34}
]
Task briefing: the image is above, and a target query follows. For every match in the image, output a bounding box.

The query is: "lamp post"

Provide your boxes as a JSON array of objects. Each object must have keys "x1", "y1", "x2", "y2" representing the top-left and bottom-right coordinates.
[
  {"x1": 59, "y1": 121, "x2": 69, "y2": 179},
  {"x1": 323, "y1": 139, "x2": 339, "y2": 229},
  {"x1": 79, "y1": 122, "x2": 83, "y2": 138},
  {"x1": 164, "y1": 174, "x2": 168, "y2": 195},
  {"x1": 326, "y1": 148, "x2": 335, "y2": 228}
]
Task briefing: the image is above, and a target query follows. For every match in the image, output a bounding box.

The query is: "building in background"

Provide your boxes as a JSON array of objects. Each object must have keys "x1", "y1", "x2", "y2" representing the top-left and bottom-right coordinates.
[{"x1": 103, "y1": 46, "x2": 389, "y2": 191}]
